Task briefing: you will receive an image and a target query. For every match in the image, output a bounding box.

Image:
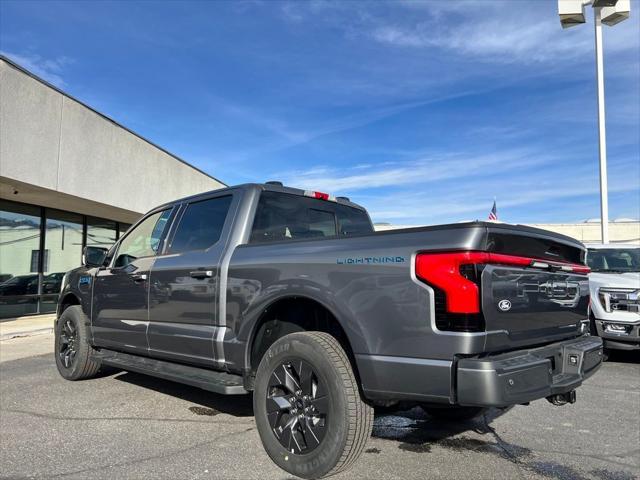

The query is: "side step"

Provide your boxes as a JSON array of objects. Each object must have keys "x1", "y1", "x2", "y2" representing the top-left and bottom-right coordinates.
[{"x1": 98, "y1": 349, "x2": 247, "y2": 395}]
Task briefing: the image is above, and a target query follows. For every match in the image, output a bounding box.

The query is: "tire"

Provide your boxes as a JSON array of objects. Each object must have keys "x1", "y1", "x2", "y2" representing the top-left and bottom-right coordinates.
[
  {"x1": 421, "y1": 405, "x2": 486, "y2": 421},
  {"x1": 54, "y1": 306, "x2": 101, "y2": 380},
  {"x1": 253, "y1": 332, "x2": 373, "y2": 479}
]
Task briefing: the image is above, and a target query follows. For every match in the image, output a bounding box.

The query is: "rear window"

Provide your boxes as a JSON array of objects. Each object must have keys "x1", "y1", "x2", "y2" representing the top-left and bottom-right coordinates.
[{"x1": 249, "y1": 191, "x2": 372, "y2": 244}]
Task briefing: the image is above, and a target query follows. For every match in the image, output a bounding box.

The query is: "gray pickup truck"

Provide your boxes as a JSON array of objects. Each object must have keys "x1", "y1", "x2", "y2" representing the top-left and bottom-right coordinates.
[{"x1": 55, "y1": 182, "x2": 603, "y2": 479}]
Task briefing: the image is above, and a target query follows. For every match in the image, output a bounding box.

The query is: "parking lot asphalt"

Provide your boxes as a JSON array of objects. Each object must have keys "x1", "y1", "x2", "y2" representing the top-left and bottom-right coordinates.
[{"x1": 0, "y1": 334, "x2": 638, "y2": 480}]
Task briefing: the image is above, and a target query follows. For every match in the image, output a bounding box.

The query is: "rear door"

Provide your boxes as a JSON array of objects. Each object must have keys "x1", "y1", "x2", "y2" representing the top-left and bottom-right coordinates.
[
  {"x1": 92, "y1": 208, "x2": 174, "y2": 353},
  {"x1": 147, "y1": 193, "x2": 235, "y2": 366}
]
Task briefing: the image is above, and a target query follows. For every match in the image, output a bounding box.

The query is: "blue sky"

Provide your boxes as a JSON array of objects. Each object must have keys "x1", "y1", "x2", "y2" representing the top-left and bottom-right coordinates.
[{"x1": 1, "y1": 0, "x2": 638, "y2": 225}]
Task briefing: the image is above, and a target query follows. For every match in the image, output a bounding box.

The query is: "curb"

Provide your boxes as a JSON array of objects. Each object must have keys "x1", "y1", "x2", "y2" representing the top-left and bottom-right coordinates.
[{"x1": 0, "y1": 327, "x2": 54, "y2": 341}]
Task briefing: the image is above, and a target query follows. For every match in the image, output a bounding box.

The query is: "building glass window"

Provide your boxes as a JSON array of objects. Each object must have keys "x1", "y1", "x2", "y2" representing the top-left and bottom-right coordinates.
[
  {"x1": 118, "y1": 223, "x2": 132, "y2": 238},
  {"x1": 0, "y1": 199, "x2": 135, "y2": 319},
  {"x1": 0, "y1": 200, "x2": 41, "y2": 317},
  {"x1": 87, "y1": 217, "x2": 117, "y2": 247},
  {"x1": 40, "y1": 209, "x2": 84, "y2": 313}
]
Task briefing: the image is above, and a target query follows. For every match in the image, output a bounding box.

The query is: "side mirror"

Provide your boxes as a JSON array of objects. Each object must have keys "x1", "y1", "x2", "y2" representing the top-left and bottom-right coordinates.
[{"x1": 83, "y1": 246, "x2": 108, "y2": 267}]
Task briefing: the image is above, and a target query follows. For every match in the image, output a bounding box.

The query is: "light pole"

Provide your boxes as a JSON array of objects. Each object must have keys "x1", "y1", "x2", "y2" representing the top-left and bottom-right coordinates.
[{"x1": 558, "y1": 0, "x2": 631, "y2": 244}]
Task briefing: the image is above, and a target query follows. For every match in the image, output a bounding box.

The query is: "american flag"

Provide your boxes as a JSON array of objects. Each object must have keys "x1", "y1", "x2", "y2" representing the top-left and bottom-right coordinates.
[{"x1": 488, "y1": 200, "x2": 497, "y2": 221}]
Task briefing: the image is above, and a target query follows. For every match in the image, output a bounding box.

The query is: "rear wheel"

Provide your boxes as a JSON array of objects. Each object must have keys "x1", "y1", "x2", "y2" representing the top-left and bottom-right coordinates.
[
  {"x1": 54, "y1": 306, "x2": 100, "y2": 380},
  {"x1": 421, "y1": 405, "x2": 486, "y2": 421},
  {"x1": 253, "y1": 331, "x2": 373, "y2": 479}
]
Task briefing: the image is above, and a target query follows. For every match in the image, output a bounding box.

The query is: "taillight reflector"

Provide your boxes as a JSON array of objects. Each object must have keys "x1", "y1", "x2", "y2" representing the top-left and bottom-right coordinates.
[{"x1": 415, "y1": 251, "x2": 590, "y2": 315}]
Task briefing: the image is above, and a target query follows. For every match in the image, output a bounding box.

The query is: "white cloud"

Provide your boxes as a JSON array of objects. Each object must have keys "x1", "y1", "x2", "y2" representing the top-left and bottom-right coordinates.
[
  {"x1": 0, "y1": 51, "x2": 72, "y2": 88},
  {"x1": 274, "y1": 147, "x2": 563, "y2": 193},
  {"x1": 372, "y1": 17, "x2": 595, "y2": 64},
  {"x1": 360, "y1": 169, "x2": 639, "y2": 225},
  {"x1": 270, "y1": 145, "x2": 639, "y2": 225}
]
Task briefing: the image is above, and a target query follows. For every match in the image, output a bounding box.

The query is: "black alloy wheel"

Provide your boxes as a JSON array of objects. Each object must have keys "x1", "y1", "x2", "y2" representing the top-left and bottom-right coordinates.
[
  {"x1": 266, "y1": 359, "x2": 328, "y2": 454},
  {"x1": 253, "y1": 332, "x2": 373, "y2": 479},
  {"x1": 58, "y1": 317, "x2": 78, "y2": 369}
]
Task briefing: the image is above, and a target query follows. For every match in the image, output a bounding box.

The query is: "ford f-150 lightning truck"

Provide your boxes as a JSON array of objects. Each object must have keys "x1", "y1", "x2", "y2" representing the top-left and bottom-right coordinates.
[{"x1": 54, "y1": 182, "x2": 603, "y2": 479}]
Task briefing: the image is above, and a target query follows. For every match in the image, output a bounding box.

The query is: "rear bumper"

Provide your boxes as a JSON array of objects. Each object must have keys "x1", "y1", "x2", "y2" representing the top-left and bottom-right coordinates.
[{"x1": 456, "y1": 336, "x2": 603, "y2": 407}]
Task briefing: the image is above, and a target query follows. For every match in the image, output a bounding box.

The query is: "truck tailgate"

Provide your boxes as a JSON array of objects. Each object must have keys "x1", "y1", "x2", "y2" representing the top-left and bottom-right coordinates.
[
  {"x1": 482, "y1": 265, "x2": 590, "y2": 347},
  {"x1": 480, "y1": 225, "x2": 590, "y2": 349}
]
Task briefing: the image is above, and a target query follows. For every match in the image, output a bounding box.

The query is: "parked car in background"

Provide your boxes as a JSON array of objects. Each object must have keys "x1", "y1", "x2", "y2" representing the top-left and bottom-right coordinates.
[
  {"x1": 42, "y1": 272, "x2": 66, "y2": 294},
  {"x1": 586, "y1": 243, "x2": 640, "y2": 354},
  {"x1": 0, "y1": 274, "x2": 39, "y2": 297}
]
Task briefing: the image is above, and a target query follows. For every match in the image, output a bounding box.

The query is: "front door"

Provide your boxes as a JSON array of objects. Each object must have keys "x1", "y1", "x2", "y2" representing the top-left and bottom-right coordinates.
[
  {"x1": 92, "y1": 208, "x2": 173, "y2": 353},
  {"x1": 147, "y1": 194, "x2": 234, "y2": 366}
]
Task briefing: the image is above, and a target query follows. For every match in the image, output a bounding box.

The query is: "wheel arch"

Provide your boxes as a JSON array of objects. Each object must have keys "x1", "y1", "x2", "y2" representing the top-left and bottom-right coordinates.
[
  {"x1": 246, "y1": 295, "x2": 362, "y2": 383},
  {"x1": 58, "y1": 292, "x2": 81, "y2": 317}
]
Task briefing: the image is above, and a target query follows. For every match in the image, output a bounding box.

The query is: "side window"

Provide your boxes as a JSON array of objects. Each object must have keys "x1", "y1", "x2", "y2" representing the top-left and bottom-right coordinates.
[
  {"x1": 168, "y1": 196, "x2": 232, "y2": 254},
  {"x1": 113, "y1": 209, "x2": 172, "y2": 268}
]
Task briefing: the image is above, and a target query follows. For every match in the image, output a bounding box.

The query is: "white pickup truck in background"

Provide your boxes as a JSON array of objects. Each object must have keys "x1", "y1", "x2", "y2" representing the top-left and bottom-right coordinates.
[{"x1": 586, "y1": 243, "x2": 640, "y2": 354}]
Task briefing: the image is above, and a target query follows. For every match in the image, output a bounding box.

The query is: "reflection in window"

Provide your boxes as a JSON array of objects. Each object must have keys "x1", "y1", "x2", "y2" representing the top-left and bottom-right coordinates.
[
  {"x1": 169, "y1": 196, "x2": 232, "y2": 253},
  {"x1": 0, "y1": 200, "x2": 41, "y2": 317},
  {"x1": 114, "y1": 210, "x2": 171, "y2": 267}
]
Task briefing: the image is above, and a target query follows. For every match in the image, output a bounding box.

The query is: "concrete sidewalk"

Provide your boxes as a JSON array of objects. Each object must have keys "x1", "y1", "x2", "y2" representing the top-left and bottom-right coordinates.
[{"x1": 0, "y1": 314, "x2": 56, "y2": 340}]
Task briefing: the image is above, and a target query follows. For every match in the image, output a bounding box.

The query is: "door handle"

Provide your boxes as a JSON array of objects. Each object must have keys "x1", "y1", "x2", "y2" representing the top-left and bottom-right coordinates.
[
  {"x1": 190, "y1": 270, "x2": 213, "y2": 279},
  {"x1": 130, "y1": 273, "x2": 148, "y2": 282}
]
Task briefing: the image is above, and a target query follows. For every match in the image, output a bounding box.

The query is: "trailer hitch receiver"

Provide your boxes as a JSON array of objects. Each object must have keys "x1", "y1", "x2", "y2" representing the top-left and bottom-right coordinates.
[{"x1": 546, "y1": 390, "x2": 577, "y2": 406}]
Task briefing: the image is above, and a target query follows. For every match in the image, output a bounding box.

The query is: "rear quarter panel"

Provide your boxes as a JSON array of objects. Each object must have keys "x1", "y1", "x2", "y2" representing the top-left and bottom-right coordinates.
[{"x1": 225, "y1": 225, "x2": 488, "y2": 368}]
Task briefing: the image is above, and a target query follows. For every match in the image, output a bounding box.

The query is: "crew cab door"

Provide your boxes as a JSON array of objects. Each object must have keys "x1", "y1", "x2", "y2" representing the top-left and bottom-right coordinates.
[
  {"x1": 147, "y1": 193, "x2": 235, "y2": 366},
  {"x1": 92, "y1": 208, "x2": 174, "y2": 353}
]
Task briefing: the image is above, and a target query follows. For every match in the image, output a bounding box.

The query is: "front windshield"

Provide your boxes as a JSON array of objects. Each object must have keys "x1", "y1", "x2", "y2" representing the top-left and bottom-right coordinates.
[{"x1": 587, "y1": 248, "x2": 640, "y2": 273}]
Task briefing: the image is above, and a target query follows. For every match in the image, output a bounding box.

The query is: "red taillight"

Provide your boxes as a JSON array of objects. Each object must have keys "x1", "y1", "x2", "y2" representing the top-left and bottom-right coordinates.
[
  {"x1": 314, "y1": 192, "x2": 330, "y2": 200},
  {"x1": 415, "y1": 251, "x2": 590, "y2": 315},
  {"x1": 416, "y1": 252, "x2": 484, "y2": 314}
]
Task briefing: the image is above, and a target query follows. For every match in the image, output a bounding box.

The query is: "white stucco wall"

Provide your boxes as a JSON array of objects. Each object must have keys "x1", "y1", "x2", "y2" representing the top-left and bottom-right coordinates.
[{"x1": 0, "y1": 57, "x2": 224, "y2": 221}]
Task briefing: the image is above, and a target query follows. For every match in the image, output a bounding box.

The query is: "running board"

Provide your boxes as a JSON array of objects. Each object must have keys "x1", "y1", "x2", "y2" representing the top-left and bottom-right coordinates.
[{"x1": 98, "y1": 349, "x2": 247, "y2": 395}]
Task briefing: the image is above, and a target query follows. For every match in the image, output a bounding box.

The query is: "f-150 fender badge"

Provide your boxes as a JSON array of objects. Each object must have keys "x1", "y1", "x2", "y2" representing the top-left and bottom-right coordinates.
[
  {"x1": 498, "y1": 299, "x2": 512, "y2": 312},
  {"x1": 78, "y1": 276, "x2": 92, "y2": 287}
]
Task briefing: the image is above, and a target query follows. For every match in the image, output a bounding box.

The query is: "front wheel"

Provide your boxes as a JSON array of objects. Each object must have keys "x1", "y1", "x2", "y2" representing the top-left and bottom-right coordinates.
[
  {"x1": 253, "y1": 332, "x2": 373, "y2": 479},
  {"x1": 54, "y1": 306, "x2": 101, "y2": 380}
]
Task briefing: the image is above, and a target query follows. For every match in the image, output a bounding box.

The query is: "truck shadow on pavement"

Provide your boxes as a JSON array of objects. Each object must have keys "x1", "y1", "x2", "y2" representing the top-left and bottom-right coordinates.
[
  {"x1": 113, "y1": 371, "x2": 255, "y2": 417},
  {"x1": 111, "y1": 370, "x2": 636, "y2": 480},
  {"x1": 372, "y1": 406, "x2": 636, "y2": 480}
]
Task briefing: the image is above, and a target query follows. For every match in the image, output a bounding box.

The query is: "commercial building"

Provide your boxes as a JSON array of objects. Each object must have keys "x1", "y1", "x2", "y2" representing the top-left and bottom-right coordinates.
[
  {"x1": 374, "y1": 220, "x2": 640, "y2": 244},
  {"x1": 527, "y1": 220, "x2": 639, "y2": 244},
  {"x1": 0, "y1": 56, "x2": 225, "y2": 318}
]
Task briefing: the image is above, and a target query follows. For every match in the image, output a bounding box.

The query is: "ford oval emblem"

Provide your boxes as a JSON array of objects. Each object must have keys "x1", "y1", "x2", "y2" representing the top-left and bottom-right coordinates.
[{"x1": 498, "y1": 299, "x2": 512, "y2": 312}]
